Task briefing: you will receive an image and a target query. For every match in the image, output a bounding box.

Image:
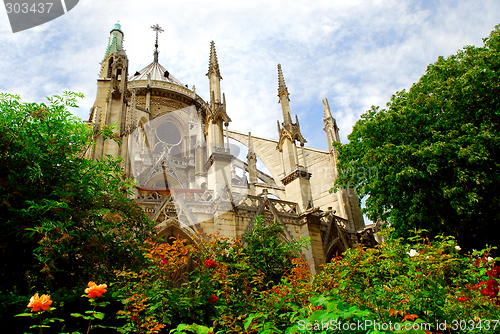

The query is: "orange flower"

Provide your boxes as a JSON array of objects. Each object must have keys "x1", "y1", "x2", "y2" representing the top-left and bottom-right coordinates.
[
  {"x1": 85, "y1": 281, "x2": 107, "y2": 298},
  {"x1": 27, "y1": 293, "x2": 53, "y2": 312}
]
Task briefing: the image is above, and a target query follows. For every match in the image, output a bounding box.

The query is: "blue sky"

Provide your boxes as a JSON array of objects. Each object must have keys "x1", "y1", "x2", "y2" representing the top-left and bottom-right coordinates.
[{"x1": 0, "y1": 0, "x2": 499, "y2": 153}]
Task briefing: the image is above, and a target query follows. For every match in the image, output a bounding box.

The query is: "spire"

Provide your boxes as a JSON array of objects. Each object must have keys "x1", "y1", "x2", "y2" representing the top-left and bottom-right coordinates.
[
  {"x1": 277, "y1": 64, "x2": 289, "y2": 99},
  {"x1": 151, "y1": 23, "x2": 164, "y2": 63},
  {"x1": 323, "y1": 98, "x2": 333, "y2": 118},
  {"x1": 207, "y1": 41, "x2": 222, "y2": 78},
  {"x1": 323, "y1": 97, "x2": 340, "y2": 145},
  {"x1": 207, "y1": 41, "x2": 222, "y2": 104},
  {"x1": 277, "y1": 64, "x2": 292, "y2": 126},
  {"x1": 102, "y1": 23, "x2": 124, "y2": 61}
]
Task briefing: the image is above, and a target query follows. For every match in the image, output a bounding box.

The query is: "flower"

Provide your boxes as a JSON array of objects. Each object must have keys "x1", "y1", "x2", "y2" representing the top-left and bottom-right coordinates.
[
  {"x1": 455, "y1": 246, "x2": 461, "y2": 251},
  {"x1": 487, "y1": 256, "x2": 494, "y2": 262},
  {"x1": 204, "y1": 260, "x2": 217, "y2": 268},
  {"x1": 160, "y1": 256, "x2": 167, "y2": 264},
  {"x1": 408, "y1": 249, "x2": 419, "y2": 257},
  {"x1": 473, "y1": 281, "x2": 487, "y2": 290},
  {"x1": 27, "y1": 293, "x2": 53, "y2": 312},
  {"x1": 207, "y1": 294, "x2": 218, "y2": 303},
  {"x1": 85, "y1": 281, "x2": 107, "y2": 298},
  {"x1": 487, "y1": 266, "x2": 500, "y2": 278},
  {"x1": 458, "y1": 296, "x2": 468, "y2": 302},
  {"x1": 480, "y1": 279, "x2": 499, "y2": 298}
]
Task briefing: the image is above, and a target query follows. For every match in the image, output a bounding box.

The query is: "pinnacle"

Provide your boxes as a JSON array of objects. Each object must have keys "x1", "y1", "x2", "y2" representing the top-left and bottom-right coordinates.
[
  {"x1": 248, "y1": 132, "x2": 254, "y2": 153},
  {"x1": 207, "y1": 41, "x2": 221, "y2": 78},
  {"x1": 277, "y1": 64, "x2": 289, "y2": 99},
  {"x1": 322, "y1": 98, "x2": 333, "y2": 118},
  {"x1": 278, "y1": 64, "x2": 286, "y2": 88}
]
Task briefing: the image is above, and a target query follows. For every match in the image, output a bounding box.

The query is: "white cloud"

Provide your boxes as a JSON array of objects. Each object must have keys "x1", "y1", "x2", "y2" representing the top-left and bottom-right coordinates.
[{"x1": 0, "y1": 0, "x2": 498, "y2": 147}]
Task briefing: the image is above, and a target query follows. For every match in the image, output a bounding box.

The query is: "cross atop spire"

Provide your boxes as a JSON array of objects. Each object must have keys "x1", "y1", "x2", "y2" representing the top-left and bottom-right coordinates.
[{"x1": 151, "y1": 23, "x2": 164, "y2": 63}]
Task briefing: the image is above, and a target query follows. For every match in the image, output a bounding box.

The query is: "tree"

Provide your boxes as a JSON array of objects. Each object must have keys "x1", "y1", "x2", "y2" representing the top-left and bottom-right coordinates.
[
  {"x1": 334, "y1": 25, "x2": 500, "y2": 252},
  {"x1": 0, "y1": 92, "x2": 153, "y2": 295},
  {"x1": 243, "y1": 216, "x2": 309, "y2": 285}
]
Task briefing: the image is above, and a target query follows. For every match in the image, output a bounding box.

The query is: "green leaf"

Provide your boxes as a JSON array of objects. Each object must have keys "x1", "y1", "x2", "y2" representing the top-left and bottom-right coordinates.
[
  {"x1": 93, "y1": 312, "x2": 105, "y2": 320},
  {"x1": 244, "y1": 314, "x2": 257, "y2": 330},
  {"x1": 14, "y1": 313, "x2": 33, "y2": 317}
]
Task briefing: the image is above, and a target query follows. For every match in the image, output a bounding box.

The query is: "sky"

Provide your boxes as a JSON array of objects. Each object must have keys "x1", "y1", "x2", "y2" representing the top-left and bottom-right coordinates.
[{"x1": 0, "y1": 0, "x2": 499, "y2": 153}]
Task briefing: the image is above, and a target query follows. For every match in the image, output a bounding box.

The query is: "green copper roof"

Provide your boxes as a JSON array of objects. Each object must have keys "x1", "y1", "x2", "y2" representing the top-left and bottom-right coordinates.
[
  {"x1": 111, "y1": 23, "x2": 122, "y2": 33},
  {"x1": 103, "y1": 23, "x2": 124, "y2": 61}
]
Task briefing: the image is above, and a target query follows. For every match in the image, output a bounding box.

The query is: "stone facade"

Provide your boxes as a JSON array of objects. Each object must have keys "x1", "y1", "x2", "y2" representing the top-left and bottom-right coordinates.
[{"x1": 86, "y1": 24, "x2": 379, "y2": 274}]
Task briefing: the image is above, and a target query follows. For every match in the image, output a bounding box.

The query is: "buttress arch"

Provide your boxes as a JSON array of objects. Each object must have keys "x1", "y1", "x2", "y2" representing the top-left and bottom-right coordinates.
[{"x1": 227, "y1": 130, "x2": 283, "y2": 187}]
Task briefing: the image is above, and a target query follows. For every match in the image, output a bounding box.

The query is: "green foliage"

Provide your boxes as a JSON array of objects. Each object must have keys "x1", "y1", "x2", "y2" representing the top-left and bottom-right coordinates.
[
  {"x1": 12, "y1": 223, "x2": 500, "y2": 333},
  {"x1": 243, "y1": 217, "x2": 310, "y2": 286},
  {"x1": 0, "y1": 92, "x2": 153, "y2": 332},
  {"x1": 148, "y1": 228, "x2": 499, "y2": 333},
  {"x1": 170, "y1": 323, "x2": 214, "y2": 334},
  {"x1": 313, "y1": 228, "x2": 500, "y2": 333},
  {"x1": 333, "y1": 25, "x2": 500, "y2": 251},
  {"x1": 112, "y1": 217, "x2": 311, "y2": 333}
]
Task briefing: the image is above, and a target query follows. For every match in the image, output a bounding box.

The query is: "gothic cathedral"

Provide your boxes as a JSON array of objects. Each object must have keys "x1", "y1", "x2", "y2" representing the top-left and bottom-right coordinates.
[{"x1": 86, "y1": 23, "x2": 378, "y2": 273}]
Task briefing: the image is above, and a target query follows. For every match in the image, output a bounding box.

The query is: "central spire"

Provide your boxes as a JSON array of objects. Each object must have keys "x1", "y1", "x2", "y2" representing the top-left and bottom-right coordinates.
[{"x1": 151, "y1": 23, "x2": 164, "y2": 63}]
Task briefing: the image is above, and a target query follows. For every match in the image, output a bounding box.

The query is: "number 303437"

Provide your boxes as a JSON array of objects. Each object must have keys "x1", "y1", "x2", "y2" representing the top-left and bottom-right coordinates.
[{"x1": 5, "y1": 3, "x2": 53, "y2": 14}]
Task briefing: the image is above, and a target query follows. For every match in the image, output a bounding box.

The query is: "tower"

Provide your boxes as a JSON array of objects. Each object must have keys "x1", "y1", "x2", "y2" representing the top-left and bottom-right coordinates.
[
  {"x1": 205, "y1": 41, "x2": 232, "y2": 196},
  {"x1": 276, "y1": 64, "x2": 312, "y2": 211},
  {"x1": 322, "y1": 98, "x2": 365, "y2": 230},
  {"x1": 89, "y1": 23, "x2": 129, "y2": 161}
]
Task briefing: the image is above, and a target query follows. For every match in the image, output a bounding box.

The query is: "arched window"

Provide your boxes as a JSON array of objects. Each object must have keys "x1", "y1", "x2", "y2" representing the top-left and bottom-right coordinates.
[{"x1": 107, "y1": 58, "x2": 114, "y2": 78}]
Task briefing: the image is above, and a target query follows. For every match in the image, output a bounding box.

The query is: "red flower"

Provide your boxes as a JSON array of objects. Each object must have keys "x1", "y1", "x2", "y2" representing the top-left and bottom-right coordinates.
[
  {"x1": 160, "y1": 256, "x2": 167, "y2": 264},
  {"x1": 473, "y1": 281, "x2": 486, "y2": 289},
  {"x1": 207, "y1": 295, "x2": 218, "y2": 303},
  {"x1": 480, "y1": 278, "x2": 499, "y2": 298},
  {"x1": 458, "y1": 296, "x2": 468, "y2": 302},
  {"x1": 204, "y1": 260, "x2": 217, "y2": 268},
  {"x1": 487, "y1": 266, "x2": 500, "y2": 278}
]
